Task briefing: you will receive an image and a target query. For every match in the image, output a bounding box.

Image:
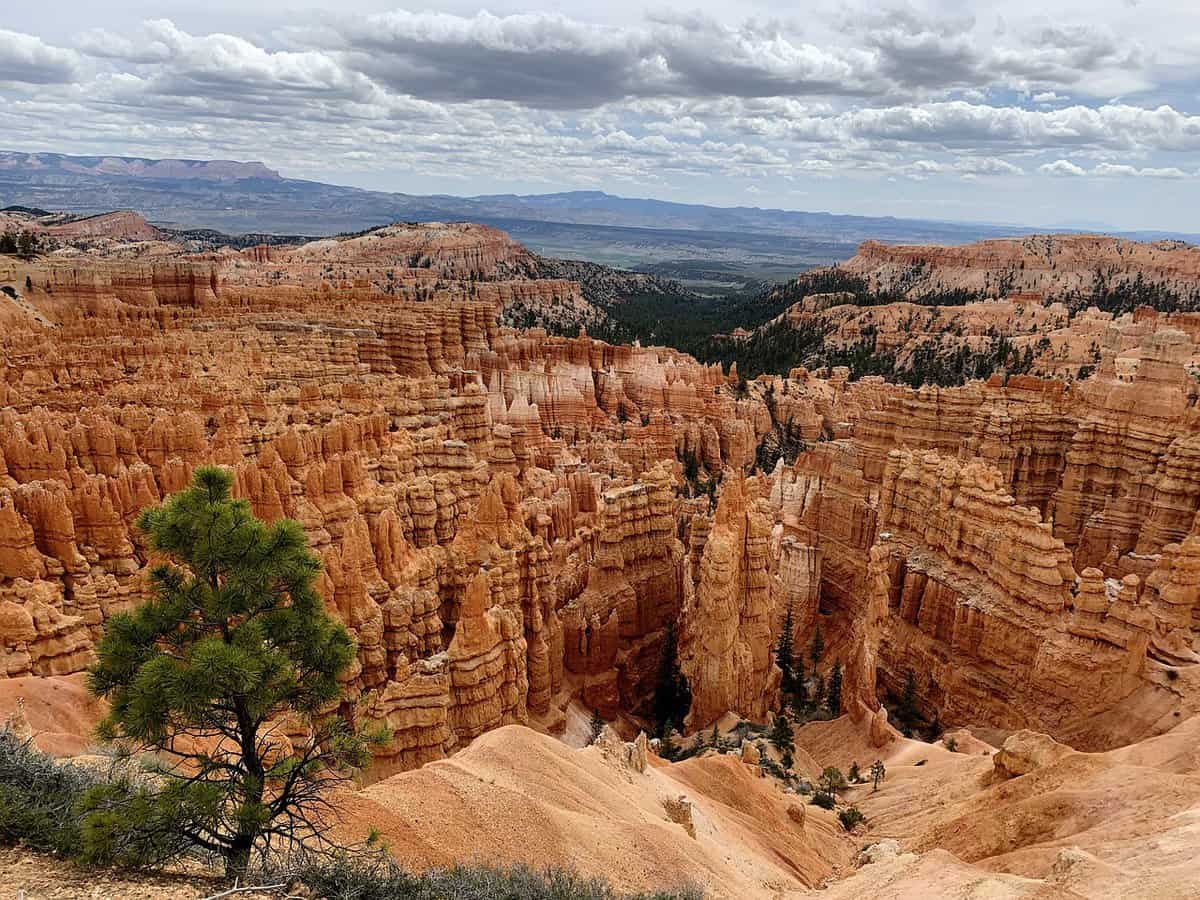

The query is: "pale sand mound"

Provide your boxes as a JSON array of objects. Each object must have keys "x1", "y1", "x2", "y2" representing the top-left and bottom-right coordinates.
[
  {"x1": 835, "y1": 713, "x2": 1200, "y2": 898},
  {"x1": 0, "y1": 673, "x2": 105, "y2": 755},
  {"x1": 337, "y1": 724, "x2": 853, "y2": 899},
  {"x1": 820, "y1": 846, "x2": 1077, "y2": 900},
  {"x1": 792, "y1": 711, "x2": 937, "y2": 776}
]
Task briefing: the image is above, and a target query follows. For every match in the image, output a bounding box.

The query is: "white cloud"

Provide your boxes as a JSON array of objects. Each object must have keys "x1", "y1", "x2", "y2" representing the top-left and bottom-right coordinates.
[
  {"x1": 0, "y1": 29, "x2": 80, "y2": 84},
  {"x1": 1035, "y1": 160, "x2": 1191, "y2": 178},
  {"x1": 1092, "y1": 162, "x2": 1190, "y2": 178},
  {"x1": 0, "y1": 5, "x2": 1187, "y2": 229},
  {"x1": 1039, "y1": 159, "x2": 1088, "y2": 176}
]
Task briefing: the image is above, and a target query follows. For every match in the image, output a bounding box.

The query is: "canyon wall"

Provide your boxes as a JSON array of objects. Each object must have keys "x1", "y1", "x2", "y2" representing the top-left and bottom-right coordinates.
[
  {"x1": 0, "y1": 224, "x2": 785, "y2": 766},
  {"x1": 3, "y1": 223, "x2": 1200, "y2": 758}
]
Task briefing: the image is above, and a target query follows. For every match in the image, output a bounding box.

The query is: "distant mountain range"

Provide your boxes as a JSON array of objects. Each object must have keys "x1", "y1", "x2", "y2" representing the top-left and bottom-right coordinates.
[{"x1": 2, "y1": 150, "x2": 1196, "y2": 288}]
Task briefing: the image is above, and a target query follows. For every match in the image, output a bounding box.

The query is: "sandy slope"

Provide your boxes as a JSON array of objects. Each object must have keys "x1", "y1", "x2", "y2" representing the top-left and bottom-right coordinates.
[
  {"x1": 7, "y1": 675, "x2": 1200, "y2": 899},
  {"x1": 803, "y1": 713, "x2": 1200, "y2": 899},
  {"x1": 336, "y1": 724, "x2": 853, "y2": 899},
  {"x1": 0, "y1": 672, "x2": 105, "y2": 755}
]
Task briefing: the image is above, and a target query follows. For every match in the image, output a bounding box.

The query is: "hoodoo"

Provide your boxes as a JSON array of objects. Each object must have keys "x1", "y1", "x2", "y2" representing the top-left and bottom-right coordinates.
[{"x1": 2, "y1": 197, "x2": 1200, "y2": 899}]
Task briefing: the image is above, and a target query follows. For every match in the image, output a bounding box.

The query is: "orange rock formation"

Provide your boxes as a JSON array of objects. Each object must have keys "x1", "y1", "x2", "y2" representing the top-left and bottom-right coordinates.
[{"x1": 2, "y1": 222, "x2": 1200, "y2": 769}]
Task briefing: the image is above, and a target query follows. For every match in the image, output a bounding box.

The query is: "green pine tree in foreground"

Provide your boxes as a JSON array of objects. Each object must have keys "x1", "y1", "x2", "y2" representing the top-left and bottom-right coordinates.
[{"x1": 85, "y1": 466, "x2": 385, "y2": 879}]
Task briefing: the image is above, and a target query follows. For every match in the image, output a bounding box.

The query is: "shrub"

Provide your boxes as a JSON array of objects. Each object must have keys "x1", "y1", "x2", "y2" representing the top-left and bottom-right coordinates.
[
  {"x1": 0, "y1": 729, "x2": 189, "y2": 868},
  {"x1": 658, "y1": 722, "x2": 679, "y2": 761},
  {"x1": 811, "y1": 790, "x2": 836, "y2": 810},
  {"x1": 818, "y1": 766, "x2": 847, "y2": 794},
  {"x1": 944, "y1": 736, "x2": 958, "y2": 753},
  {"x1": 837, "y1": 807, "x2": 866, "y2": 832},
  {"x1": 0, "y1": 728, "x2": 98, "y2": 854},
  {"x1": 264, "y1": 852, "x2": 705, "y2": 900}
]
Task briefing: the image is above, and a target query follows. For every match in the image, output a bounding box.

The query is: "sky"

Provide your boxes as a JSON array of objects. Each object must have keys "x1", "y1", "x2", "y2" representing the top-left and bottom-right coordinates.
[{"x1": 2, "y1": 1, "x2": 1200, "y2": 231}]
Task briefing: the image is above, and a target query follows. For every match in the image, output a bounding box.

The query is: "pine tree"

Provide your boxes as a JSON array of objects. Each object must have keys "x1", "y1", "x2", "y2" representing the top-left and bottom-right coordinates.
[
  {"x1": 788, "y1": 690, "x2": 807, "y2": 722},
  {"x1": 775, "y1": 602, "x2": 795, "y2": 694},
  {"x1": 85, "y1": 467, "x2": 381, "y2": 879},
  {"x1": 587, "y1": 708, "x2": 605, "y2": 746},
  {"x1": 870, "y1": 759, "x2": 887, "y2": 792},
  {"x1": 653, "y1": 622, "x2": 692, "y2": 735},
  {"x1": 825, "y1": 662, "x2": 843, "y2": 715},
  {"x1": 15, "y1": 231, "x2": 36, "y2": 259},
  {"x1": 709, "y1": 723, "x2": 721, "y2": 750},
  {"x1": 848, "y1": 761, "x2": 861, "y2": 784},
  {"x1": 809, "y1": 622, "x2": 824, "y2": 665},
  {"x1": 819, "y1": 766, "x2": 846, "y2": 794},
  {"x1": 768, "y1": 713, "x2": 794, "y2": 758},
  {"x1": 813, "y1": 670, "x2": 826, "y2": 710},
  {"x1": 681, "y1": 449, "x2": 700, "y2": 484}
]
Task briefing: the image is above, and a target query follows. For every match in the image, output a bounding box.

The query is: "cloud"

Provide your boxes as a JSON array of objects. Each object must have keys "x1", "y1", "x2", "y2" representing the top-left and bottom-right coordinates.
[
  {"x1": 317, "y1": 10, "x2": 651, "y2": 108},
  {"x1": 299, "y1": 10, "x2": 898, "y2": 109},
  {"x1": 269, "y1": 8, "x2": 1166, "y2": 109},
  {"x1": 755, "y1": 100, "x2": 1200, "y2": 154},
  {"x1": 898, "y1": 156, "x2": 1023, "y2": 179},
  {"x1": 990, "y1": 24, "x2": 1147, "y2": 95},
  {"x1": 1036, "y1": 160, "x2": 1191, "y2": 178},
  {"x1": 0, "y1": 6, "x2": 1187, "y2": 230},
  {"x1": 1039, "y1": 159, "x2": 1088, "y2": 176},
  {"x1": 1092, "y1": 162, "x2": 1190, "y2": 177},
  {"x1": 0, "y1": 30, "x2": 80, "y2": 84},
  {"x1": 955, "y1": 156, "x2": 1024, "y2": 175},
  {"x1": 121, "y1": 21, "x2": 374, "y2": 102},
  {"x1": 76, "y1": 26, "x2": 175, "y2": 64}
]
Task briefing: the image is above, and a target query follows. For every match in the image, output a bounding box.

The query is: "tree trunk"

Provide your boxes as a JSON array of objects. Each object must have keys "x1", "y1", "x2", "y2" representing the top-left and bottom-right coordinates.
[
  {"x1": 228, "y1": 696, "x2": 264, "y2": 882},
  {"x1": 225, "y1": 836, "x2": 253, "y2": 881}
]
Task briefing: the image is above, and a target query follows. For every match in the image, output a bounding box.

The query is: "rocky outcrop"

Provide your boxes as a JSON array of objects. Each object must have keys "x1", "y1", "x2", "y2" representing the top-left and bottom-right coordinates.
[
  {"x1": 681, "y1": 476, "x2": 780, "y2": 728},
  {"x1": 992, "y1": 729, "x2": 1073, "y2": 779},
  {"x1": 5, "y1": 221, "x2": 1200, "y2": 769},
  {"x1": 0, "y1": 226, "x2": 793, "y2": 771},
  {"x1": 871, "y1": 448, "x2": 1157, "y2": 742},
  {"x1": 843, "y1": 235, "x2": 1200, "y2": 302}
]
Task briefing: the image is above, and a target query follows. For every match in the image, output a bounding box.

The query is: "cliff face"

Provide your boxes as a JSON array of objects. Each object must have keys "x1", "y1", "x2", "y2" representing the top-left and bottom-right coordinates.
[
  {"x1": 0, "y1": 225, "x2": 788, "y2": 768},
  {"x1": 870, "y1": 450, "x2": 1154, "y2": 741},
  {"x1": 745, "y1": 233, "x2": 1200, "y2": 384},
  {"x1": 757, "y1": 319, "x2": 1200, "y2": 747},
  {"x1": 844, "y1": 234, "x2": 1200, "y2": 300},
  {"x1": 4, "y1": 223, "x2": 1200, "y2": 762},
  {"x1": 680, "y1": 475, "x2": 780, "y2": 728}
]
